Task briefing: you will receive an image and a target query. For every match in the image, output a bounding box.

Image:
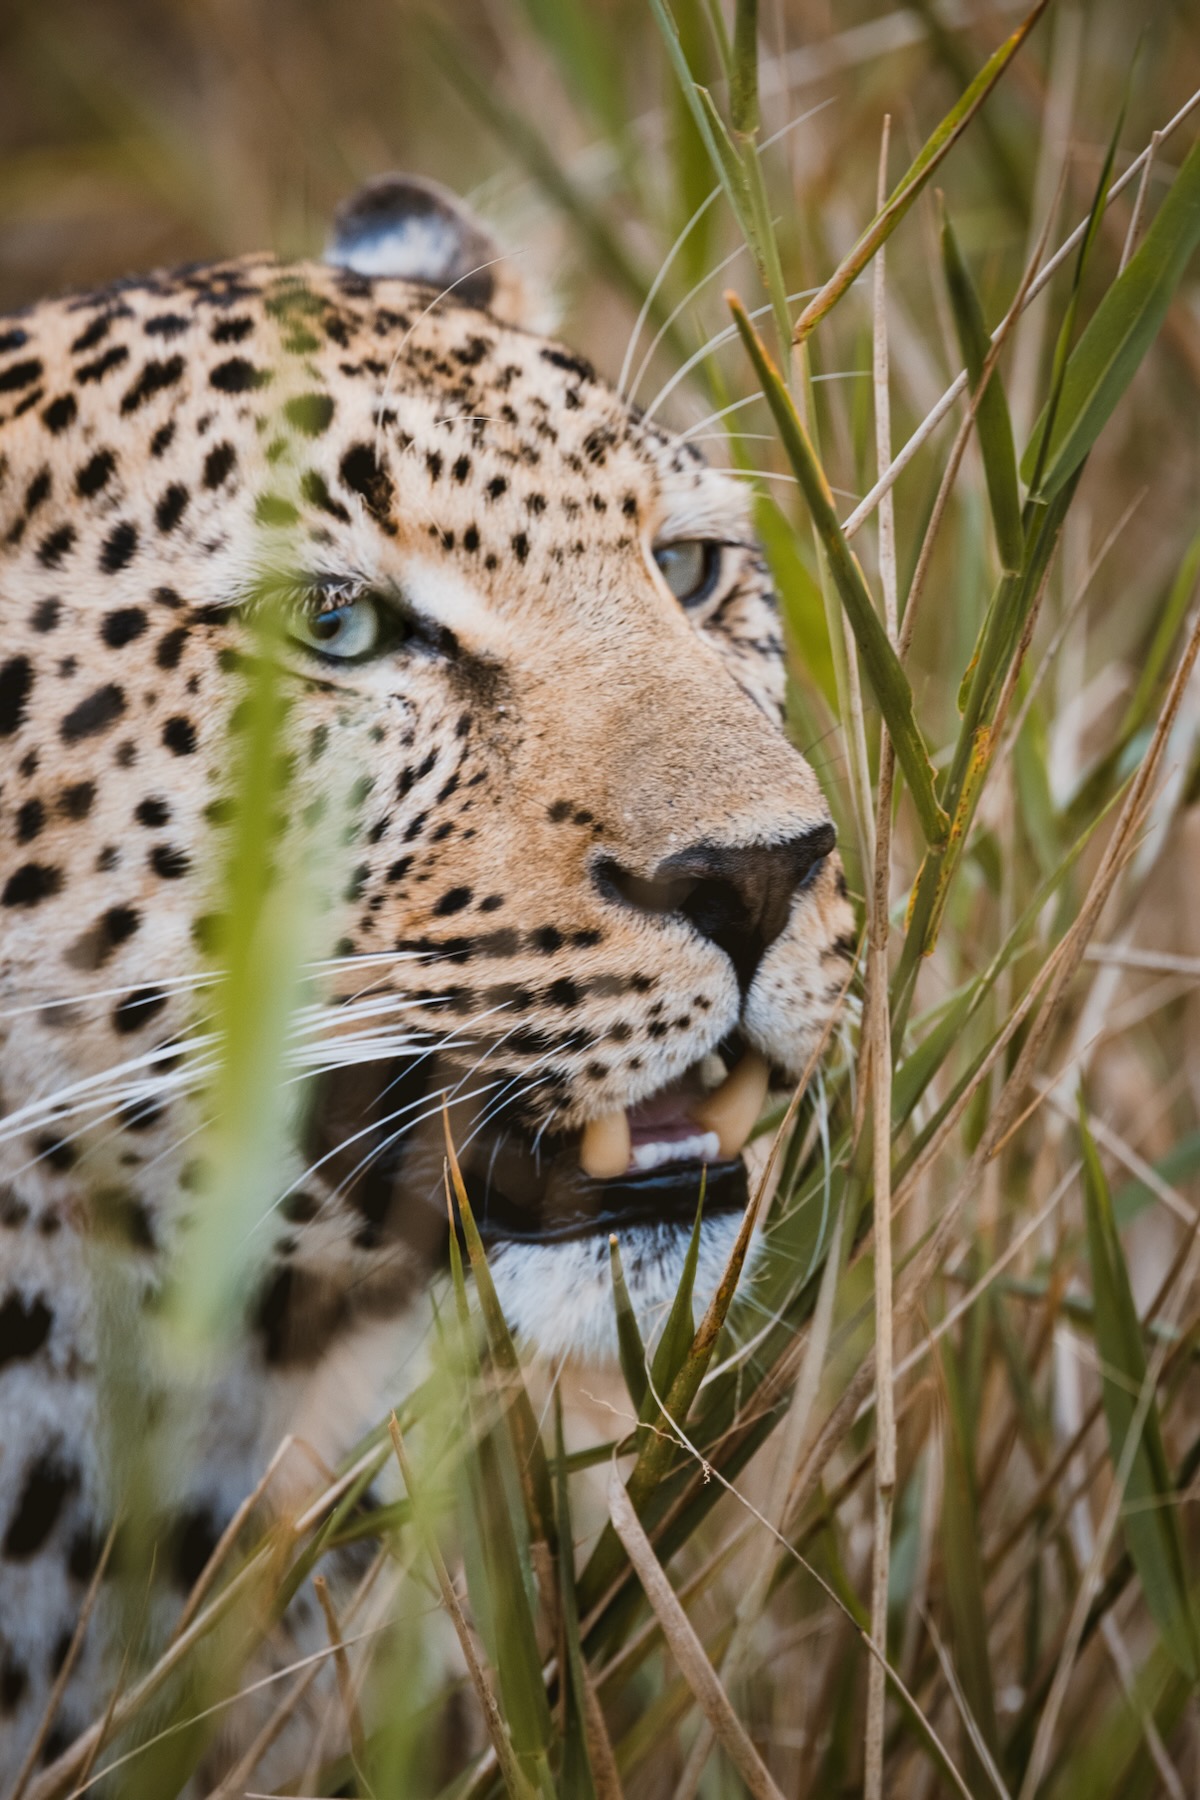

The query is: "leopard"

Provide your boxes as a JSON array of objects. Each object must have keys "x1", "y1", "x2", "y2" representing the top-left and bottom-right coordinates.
[{"x1": 0, "y1": 173, "x2": 855, "y2": 1786}]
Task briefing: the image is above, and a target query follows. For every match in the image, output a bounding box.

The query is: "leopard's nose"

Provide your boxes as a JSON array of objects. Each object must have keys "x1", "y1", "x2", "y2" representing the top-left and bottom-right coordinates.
[{"x1": 597, "y1": 822, "x2": 836, "y2": 990}]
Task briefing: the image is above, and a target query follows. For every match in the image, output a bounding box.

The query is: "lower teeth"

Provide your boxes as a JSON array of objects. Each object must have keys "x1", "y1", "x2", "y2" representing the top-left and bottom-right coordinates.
[{"x1": 630, "y1": 1132, "x2": 721, "y2": 1173}]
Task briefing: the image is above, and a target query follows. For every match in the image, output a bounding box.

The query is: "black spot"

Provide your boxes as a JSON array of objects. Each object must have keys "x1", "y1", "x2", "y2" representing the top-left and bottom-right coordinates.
[
  {"x1": 67, "y1": 1524, "x2": 104, "y2": 1584},
  {"x1": 300, "y1": 469, "x2": 350, "y2": 522},
  {"x1": 486, "y1": 475, "x2": 507, "y2": 500},
  {"x1": 532, "y1": 926, "x2": 563, "y2": 953},
  {"x1": 59, "y1": 781, "x2": 95, "y2": 819},
  {"x1": 211, "y1": 315, "x2": 254, "y2": 344},
  {"x1": 76, "y1": 345, "x2": 129, "y2": 385},
  {"x1": 113, "y1": 986, "x2": 168, "y2": 1034},
  {"x1": 2, "y1": 1452, "x2": 78, "y2": 1558},
  {"x1": 135, "y1": 796, "x2": 170, "y2": 827},
  {"x1": 2, "y1": 863, "x2": 61, "y2": 907},
  {"x1": 0, "y1": 1646, "x2": 28, "y2": 1713},
  {"x1": 155, "y1": 626, "x2": 189, "y2": 670},
  {"x1": 284, "y1": 392, "x2": 335, "y2": 436},
  {"x1": 0, "y1": 327, "x2": 27, "y2": 353},
  {"x1": 434, "y1": 886, "x2": 473, "y2": 917},
  {"x1": 49, "y1": 1630, "x2": 73, "y2": 1677},
  {"x1": 71, "y1": 313, "x2": 111, "y2": 353},
  {"x1": 150, "y1": 420, "x2": 176, "y2": 457},
  {"x1": 16, "y1": 798, "x2": 44, "y2": 841},
  {"x1": 339, "y1": 442, "x2": 395, "y2": 527},
  {"x1": 120, "y1": 355, "x2": 186, "y2": 413},
  {"x1": 144, "y1": 312, "x2": 191, "y2": 338},
  {"x1": 155, "y1": 483, "x2": 189, "y2": 533},
  {"x1": 210, "y1": 357, "x2": 269, "y2": 393},
  {"x1": 540, "y1": 345, "x2": 594, "y2": 381},
  {"x1": 31, "y1": 599, "x2": 60, "y2": 634},
  {"x1": 163, "y1": 715, "x2": 197, "y2": 756},
  {"x1": 511, "y1": 532, "x2": 529, "y2": 562},
  {"x1": 23, "y1": 468, "x2": 51, "y2": 516},
  {"x1": 169, "y1": 1506, "x2": 220, "y2": 1592},
  {"x1": 0, "y1": 656, "x2": 33, "y2": 735},
  {"x1": 42, "y1": 394, "x2": 77, "y2": 433},
  {"x1": 425, "y1": 450, "x2": 443, "y2": 482},
  {"x1": 452, "y1": 455, "x2": 471, "y2": 482},
  {"x1": 281, "y1": 1189, "x2": 320, "y2": 1224},
  {"x1": 61, "y1": 683, "x2": 126, "y2": 742},
  {"x1": 36, "y1": 1136, "x2": 76, "y2": 1169},
  {"x1": 0, "y1": 358, "x2": 42, "y2": 393},
  {"x1": 101, "y1": 607, "x2": 147, "y2": 648},
  {"x1": 0, "y1": 1293, "x2": 52, "y2": 1368},
  {"x1": 479, "y1": 894, "x2": 504, "y2": 912},
  {"x1": 99, "y1": 520, "x2": 138, "y2": 573},
  {"x1": 150, "y1": 844, "x2": 190, "y2": 879},
  {"x1": 37, "y1": 525, "x2": 76, "y2": 569},
  {"x1": 66, "y1": 904, "x2": 140, "y2": 971},
  {"x1": 547, "y1": 978, "x2": 582, "y2": 1008},
  {"x1": 76, "y1": 448, "x2": 116, "y2": 498}
]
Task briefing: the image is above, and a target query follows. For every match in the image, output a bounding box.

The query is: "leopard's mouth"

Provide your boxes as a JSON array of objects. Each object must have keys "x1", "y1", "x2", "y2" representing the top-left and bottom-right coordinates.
[
  {"x1": 307, "y1": 1041, "x2": 766, "y2": 1254},
  {"x1": 453, "y1": 1044, "x2": 766, "y2": 1246}
]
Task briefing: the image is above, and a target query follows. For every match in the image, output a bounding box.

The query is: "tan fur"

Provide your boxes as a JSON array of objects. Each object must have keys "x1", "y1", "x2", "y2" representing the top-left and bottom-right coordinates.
[{"x1": 0, "y1": 249, "x2": 853, "y2": 1779}]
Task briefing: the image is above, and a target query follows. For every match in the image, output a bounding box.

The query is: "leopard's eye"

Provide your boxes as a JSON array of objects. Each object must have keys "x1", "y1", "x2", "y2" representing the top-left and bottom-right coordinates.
[
  {"x1": 287, "y1": 593, "x2": 391, "y2": 663},
  {"x1": 652, "y1": 539, "x2": 722, "y2": 608}
]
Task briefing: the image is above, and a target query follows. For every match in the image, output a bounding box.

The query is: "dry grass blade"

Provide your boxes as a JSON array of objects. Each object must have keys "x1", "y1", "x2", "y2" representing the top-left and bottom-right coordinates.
[
  {"x1": 607, "y1": 1463, "x2": 787, "y2": 1800},
  {"x1": 312, "y1": 1574, "x2": 370, "y2": 1779},
  {"x1": 388, "y1": 1414, "x2": 539, "y2": 1800}
]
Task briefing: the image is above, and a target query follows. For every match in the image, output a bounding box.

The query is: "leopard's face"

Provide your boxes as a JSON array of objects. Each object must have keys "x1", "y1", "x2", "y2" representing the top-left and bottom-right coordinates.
[{"x1": 0, "y1": 177, "x2": 855, "y2": 1361}]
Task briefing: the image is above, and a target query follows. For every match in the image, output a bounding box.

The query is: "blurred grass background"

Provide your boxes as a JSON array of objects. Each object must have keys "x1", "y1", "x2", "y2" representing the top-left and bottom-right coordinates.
[{"x1": 8, "y1": 2, "x2": 1200, "y2": 1796}]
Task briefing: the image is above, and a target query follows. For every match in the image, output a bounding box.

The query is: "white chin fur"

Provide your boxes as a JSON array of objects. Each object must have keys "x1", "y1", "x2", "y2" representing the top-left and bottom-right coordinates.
[{"x1": 486, "y1": 1212, "x2": 752, "y2": 1365}]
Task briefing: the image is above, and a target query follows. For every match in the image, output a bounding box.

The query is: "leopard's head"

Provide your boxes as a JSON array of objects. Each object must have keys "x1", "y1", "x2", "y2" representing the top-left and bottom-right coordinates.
[{"x1": 0, "y1": 176, "x2": 855, "y2": 1361}]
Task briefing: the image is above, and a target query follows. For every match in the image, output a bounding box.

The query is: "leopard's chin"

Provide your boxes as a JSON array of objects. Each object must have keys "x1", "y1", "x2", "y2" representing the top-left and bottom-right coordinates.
[{"x1": 482, "y1": 1206, "x2": 749, "y2": 1365}]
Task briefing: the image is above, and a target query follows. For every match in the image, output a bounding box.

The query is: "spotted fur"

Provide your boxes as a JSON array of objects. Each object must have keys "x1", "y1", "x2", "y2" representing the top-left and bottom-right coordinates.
[{"x1": 0, "y1": 185, "x2": 854, "y2": 1781}]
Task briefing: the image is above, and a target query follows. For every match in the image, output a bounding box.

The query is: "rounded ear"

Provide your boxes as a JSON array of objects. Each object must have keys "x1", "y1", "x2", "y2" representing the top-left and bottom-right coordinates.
[{"x1": 324, "y1": 174, "x2": 533, "y2": 327}]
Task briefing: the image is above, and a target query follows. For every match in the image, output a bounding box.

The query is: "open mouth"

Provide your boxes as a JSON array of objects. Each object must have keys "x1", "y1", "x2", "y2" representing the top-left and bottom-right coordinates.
[
  {"x1": 308, "y1": 1042, "x2": 769, "y2": 1253},
  {"x1": 448, "y1": 1042, "x2": 768, "y2": 1247}
]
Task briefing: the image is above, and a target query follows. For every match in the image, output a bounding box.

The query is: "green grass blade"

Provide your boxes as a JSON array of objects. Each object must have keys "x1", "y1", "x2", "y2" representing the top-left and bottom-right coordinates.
[
  {"x1": 646, "y1": 1181, "x2": 704, "y2": 1411},
  {"x1": 471, "y1": 1429, "x2": 557, "y2": 1795},
  {"x1": 609, "y1": 1234, "x2": 650, "y2": 1413},
  {"x1": 1118, "y1": 526, "x2": 1200, "y2": 741},
  {"x1": 555, "y1": 1397, "x2": 599, "y2": 1800},
  {"x1": 792, "y1": 0, "x2": 1051, "y2": 344},
  {"x1": 445, "y1": 1116, "x2": 557, "y2": 1553},
  {"x1": 1023, "y1": 129, "x2": 1200, "y2": 501},
  {"x1": 1079, "y1": 1096, "x2": 1200, "y2": 1678},
  {"x1": 940, "y1": 204, "x2": 1024, "y2": 572},
  {"x1": 649, "y1": 0, "x2": 791, "y2": 358},
  {"x1": 648, "y1": 0, "x2": 742, "y2": 217},
  {"x1": 729, "y1": 294, "x2": 949, "y2": 847}
]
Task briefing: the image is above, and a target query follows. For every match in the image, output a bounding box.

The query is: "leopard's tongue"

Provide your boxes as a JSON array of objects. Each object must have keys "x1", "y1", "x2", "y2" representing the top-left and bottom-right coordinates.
[{"x1": 578, "y1": 1049, "x2": 770, "y2": 1180}]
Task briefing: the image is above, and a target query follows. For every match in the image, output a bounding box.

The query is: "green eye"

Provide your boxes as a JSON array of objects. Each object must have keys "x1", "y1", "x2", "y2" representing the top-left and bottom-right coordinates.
[
  {"x1": 287, "y1": 592, "x2": 392, "y2": 663},
  {"x1": 652, "y1": 539, "x2": 721, "y2": 608}
]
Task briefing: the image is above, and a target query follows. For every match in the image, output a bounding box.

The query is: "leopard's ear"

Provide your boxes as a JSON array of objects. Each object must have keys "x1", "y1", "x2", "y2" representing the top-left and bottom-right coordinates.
[{"x1": 325, "y1": 174, "x2": 533, "y2": 327}]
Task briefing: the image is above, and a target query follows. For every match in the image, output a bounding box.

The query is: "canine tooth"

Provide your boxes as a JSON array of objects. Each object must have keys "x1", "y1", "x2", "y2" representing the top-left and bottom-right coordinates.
[
  {"x1": 692, "y1": 1049, "x2": 770, "y2": 1158},
  {"x1": 580, "y1": 1110, "x2": 631, "y2": 1180}
]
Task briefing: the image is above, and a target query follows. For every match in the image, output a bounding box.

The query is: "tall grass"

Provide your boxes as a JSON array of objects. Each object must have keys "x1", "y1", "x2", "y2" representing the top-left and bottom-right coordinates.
[{"x1": 7, "y1": 1, "x2": 1200, "y2": 1795}]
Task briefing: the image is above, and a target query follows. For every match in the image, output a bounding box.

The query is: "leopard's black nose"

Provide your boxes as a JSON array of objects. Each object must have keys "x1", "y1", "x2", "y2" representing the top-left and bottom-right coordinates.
[{"x1": 598, "y1": 822, "x2": 836, "y2": 990}]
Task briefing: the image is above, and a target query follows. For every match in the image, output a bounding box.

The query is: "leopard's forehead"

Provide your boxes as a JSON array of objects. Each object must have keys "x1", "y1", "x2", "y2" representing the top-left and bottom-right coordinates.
[{"x1": 0, "y1": 255, "x2": 750, "y2": 625}]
